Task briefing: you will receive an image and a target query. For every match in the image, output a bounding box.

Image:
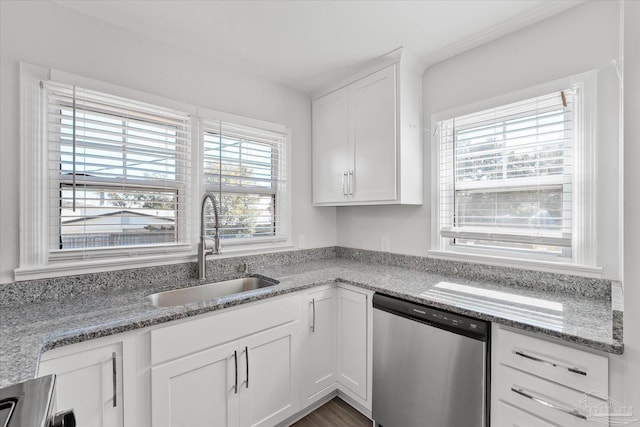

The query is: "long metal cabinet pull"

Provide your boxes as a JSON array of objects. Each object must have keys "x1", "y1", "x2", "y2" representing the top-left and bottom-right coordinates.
[
  {"x1": 342, "y1": 171, "x2": 347, "y2": 196},
  {"x1": 233, "y1": 350, "x2": 238, "y2": 394},
  {"x1": 111, "y1": 352, "x2": 117, "y2": 408},
  {"x1": 244, "y1": 346, "x2": 250, "y2": 389},
  {"x1": 311, "y1": 298, "x2": 316, "y2": 332},
  {"x1": 511, "y1": 387, "x2": 587, "y2": 420},
  {"x1": 348, "y1": 170, "x2": 354, "y2": 196},
  {"x1": 513, "y1": 350, "x2": 587, "y2": 376}
]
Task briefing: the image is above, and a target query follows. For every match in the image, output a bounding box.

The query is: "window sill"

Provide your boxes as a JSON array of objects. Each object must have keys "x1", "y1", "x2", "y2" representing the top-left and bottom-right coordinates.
[{"x1": 427, "y1": 249, "x2": 604, "y2": 278}]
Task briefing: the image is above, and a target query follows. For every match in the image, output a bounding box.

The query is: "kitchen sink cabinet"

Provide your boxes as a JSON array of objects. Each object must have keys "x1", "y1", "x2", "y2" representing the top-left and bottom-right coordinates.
[
  {"x1": 151, "y1": 321, "x2": 300, "y2": 427},
  {"x1": 238, "y1": 322, "x2": 301, "y2": 427},
  {"x1": 312, "y1": 48, "x2": 422, "y2": 206},
  {"x1": 302, "y1": 285, "x2": 337, "y2": 403},
  {"x1": 38, "y1": 340, "x2": 124, "y2": 427},
  {"x1": 149, "y1": 295, "x2": 302, "y2": 427},
  {"x1": 151, "y1": 340, "x2": 239, "y2": 427}
]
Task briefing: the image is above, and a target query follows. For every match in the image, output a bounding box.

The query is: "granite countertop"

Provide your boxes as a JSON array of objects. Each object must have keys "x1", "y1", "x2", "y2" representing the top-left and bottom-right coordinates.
[{"x1": 0, "y1": 258, "x2": 622, "y2": 388}]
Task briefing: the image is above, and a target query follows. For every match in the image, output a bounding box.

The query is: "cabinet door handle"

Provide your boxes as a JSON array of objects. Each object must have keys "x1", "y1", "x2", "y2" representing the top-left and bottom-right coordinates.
[
  {"x1": 311, "y1": 298, "x2": 316, "y2": 333},
  {"x1": 111, "y1": 352, "x2": 117, "y2": 408},
  {"x1": 233, "y1": 350, "x2": 238, "y2": 394},
  {"x1": 244, "y1": 346, "x2": 250, "y2": 389},
  {"x1": 512, "y1": 350, "x2": 587, "y2": 376},
  {"x1": 348, "y1": 170, "x2": 354, "y2": 196},
  {"x1": 342, "y1": 171, "x2": 348, "y2": 196},
  {"x1": 511, "y1": 387, "x2": 587, "y2": 420}
]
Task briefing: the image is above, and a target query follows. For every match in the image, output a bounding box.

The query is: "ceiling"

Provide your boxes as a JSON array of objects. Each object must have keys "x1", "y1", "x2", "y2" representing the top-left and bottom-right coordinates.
[{"x1": 54, "y1": 0, "x2": 582, "y2": 94}]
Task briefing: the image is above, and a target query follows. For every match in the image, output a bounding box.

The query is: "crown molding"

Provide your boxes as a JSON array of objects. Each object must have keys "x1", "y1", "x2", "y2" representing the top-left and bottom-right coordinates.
[{"x1": 420, "y1": 1, "x2": 585, "y2": 69}]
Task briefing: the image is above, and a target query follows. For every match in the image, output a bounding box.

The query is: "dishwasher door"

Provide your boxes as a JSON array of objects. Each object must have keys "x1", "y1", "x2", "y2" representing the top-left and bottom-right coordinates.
[{"x1": 372, "y1": 295, "x2": 488, "y2": 427}]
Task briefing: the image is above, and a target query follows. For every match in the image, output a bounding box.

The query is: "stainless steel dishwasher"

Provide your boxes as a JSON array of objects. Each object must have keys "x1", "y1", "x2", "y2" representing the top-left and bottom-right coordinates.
[{"x1": 372, "y1": 293, "x2": 489, "y2": 427}]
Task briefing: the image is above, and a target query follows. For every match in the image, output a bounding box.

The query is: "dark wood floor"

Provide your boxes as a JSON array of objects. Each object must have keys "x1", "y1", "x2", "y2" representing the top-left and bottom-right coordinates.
[{"x1": 291, "y1": 397, "x2": 372, "y2": 427}]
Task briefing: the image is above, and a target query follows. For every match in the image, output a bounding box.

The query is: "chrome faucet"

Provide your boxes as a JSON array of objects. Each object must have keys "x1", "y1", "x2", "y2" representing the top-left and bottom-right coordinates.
[{"x1": 198, "y1": 192, "x2": 221, "y2": 280}]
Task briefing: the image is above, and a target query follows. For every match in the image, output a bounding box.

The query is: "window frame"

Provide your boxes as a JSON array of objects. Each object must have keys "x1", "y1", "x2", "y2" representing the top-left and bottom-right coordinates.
[
  {"x1": 430, "y1": 71, "x2": 601, "y2": 276},
  {"x1": 16, "y1": 64, "x2": 292, "y2": 281},
  {"x1": 45, "y1": 84, "x2": 191, "y2": 254},
  {"x1": 197, "y1": 109, "x2": 292, "y2": 249}
]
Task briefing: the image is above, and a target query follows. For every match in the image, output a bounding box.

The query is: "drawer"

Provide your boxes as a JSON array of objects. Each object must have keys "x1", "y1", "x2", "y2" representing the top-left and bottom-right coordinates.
[
  {"x1": 493, "y1": 364, "x2": 608, "y2": 427},
  {"x1": 493, "y1": 398, "x2": 559, "y2": 427},
  {"x1": 151, "y1": 294, "x2": 300, "y2": 365},
  {"x1": 495, "y1": 326, "x2": 608, "y2": 394}
]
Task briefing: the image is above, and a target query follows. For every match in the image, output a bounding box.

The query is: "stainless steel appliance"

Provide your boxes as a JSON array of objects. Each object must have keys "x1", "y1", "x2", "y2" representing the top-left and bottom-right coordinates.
[
  {"x1": 372, "y1": 293, "x2": 489, "y2": 427},
  {"x1": 0, "y1": 375, "x2": 75, "y2": 427}
]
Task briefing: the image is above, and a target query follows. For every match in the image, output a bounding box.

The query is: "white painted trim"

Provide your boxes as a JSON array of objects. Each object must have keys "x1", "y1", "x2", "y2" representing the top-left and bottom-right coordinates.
[
  {"x1": 570, "y1": 70, "x2": 598, "y2": 267},
  {"x1": 19, "y1": 63, "x2": 50, "y2": 271},
  {"x1": 420, "y1": 1, "x2": 585, "y2": 69},
  {"x1": 311, "y1": 46, "x2": 423, "y2": 100},
  {"x1": 50, "y1": 68, "x2": 196, "y2": 115},
  {"x1": 197, "y1": 106, "x2": 287, "y2": 135},
  {"x1": 427, "y1": 250, "x2": 603, "y2": 278},
  {"x1": 14, "y1": 252, "x2": 194, "y2": 281}
]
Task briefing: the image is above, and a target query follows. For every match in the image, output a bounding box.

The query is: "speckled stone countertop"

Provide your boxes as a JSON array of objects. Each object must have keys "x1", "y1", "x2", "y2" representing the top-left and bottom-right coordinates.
[{"x1": 0, "y1": 255, "x2": 622, "y2": 388}]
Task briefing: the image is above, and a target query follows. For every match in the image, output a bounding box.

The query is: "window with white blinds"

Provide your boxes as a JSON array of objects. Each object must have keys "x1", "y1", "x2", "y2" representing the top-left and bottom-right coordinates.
[
  {"x1": 438, "y1": 90, "x2": 574, "y2": 256},
  {"x1": 201, "y1": 119, "x2": 288, "y2": 243},
  {"x1": 44, "y1": 82, "x2": 191, "y2": 251}
]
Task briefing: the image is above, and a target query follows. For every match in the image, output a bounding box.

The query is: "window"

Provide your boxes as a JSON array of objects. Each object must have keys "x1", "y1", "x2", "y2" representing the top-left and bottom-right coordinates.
[
  {"x1": 17, "y1": 64, "x2": 291, "y2": 279},
  {"x1": 201, "y1": 119, "x2": 288, "y2": 244},
  {"x1": 44, "y1": 82, "x2": 191, "y2": 252},
  {"x1": 433, "y1": 73, "x2": 596, "y2": 268}
]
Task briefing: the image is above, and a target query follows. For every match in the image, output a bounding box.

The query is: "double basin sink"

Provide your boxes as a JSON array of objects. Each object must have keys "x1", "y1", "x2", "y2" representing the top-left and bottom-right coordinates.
[{"x1": 147, "y1": 276, "x2": 279, "y2": 308}]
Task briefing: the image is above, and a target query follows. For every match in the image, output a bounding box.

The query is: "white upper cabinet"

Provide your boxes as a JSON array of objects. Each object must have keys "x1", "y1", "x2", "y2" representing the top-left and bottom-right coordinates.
[{"x1": 312, "y1": 48, "x2": 423, "y2": 206}]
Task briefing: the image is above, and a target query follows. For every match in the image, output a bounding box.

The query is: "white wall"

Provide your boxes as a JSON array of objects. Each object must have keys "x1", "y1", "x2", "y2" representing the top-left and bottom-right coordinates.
[
  {"x1": 0, "y1": 0, "x2": 336, "y2": 284},
  {"x1": 337, "y1": 1, "x2": 623, "y2": 280}
]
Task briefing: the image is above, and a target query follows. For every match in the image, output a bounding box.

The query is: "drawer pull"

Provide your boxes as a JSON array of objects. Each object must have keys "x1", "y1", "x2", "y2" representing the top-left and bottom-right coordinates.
[
  {"x1": 233, "y1": 350, "x2": 238, "y2": 394},
  {"x1": 513, "y1": 350, "x2": 587, "y2": 376},
  {"x1": 511, "y1": 387, "x2": 587, "y2": 420},
  {"x1": 112, "y1": 352, "x2": 117, "y2": 408},
  {"x1": 311, "y1": 298, "x2": 316, "y2": 333}
]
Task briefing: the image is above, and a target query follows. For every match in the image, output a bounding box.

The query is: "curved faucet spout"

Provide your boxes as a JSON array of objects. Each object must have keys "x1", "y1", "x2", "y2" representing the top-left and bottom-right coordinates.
[{"x1": 198, "y1": 192, "x2": 221, "y2": 280}]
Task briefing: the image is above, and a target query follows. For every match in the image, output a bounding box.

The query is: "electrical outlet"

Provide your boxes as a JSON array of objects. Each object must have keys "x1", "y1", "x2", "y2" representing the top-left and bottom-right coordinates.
[
  {"x1": 298, "y1": 234, "x2": 306, "y2": 248},
  {"x1": 381, "y1": 236, "x2": 390, "y2": 252}
]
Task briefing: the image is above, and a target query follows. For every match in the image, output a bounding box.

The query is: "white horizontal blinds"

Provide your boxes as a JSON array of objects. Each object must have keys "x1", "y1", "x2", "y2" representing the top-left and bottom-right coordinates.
[
  {"x1": 202, "y1": 119, "x2": 287, "y2": 241},
  {"x1": 440, "y1": 90, "x2": 573, "y2": 253},
  {"x1": 44, "y1": 81, "x2": 191, "y2": 251}
]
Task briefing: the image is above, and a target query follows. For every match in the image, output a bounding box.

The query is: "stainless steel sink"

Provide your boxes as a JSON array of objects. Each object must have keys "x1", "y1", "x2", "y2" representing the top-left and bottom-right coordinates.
[{"x1": 146, "y1": 276, "x2": 279, "y2": 307}]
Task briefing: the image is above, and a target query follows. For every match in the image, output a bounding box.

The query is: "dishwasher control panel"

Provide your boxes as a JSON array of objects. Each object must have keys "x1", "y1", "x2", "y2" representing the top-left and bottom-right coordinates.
[{"x1": 373, "y1": 293, "x2": 488, "y2": 341}]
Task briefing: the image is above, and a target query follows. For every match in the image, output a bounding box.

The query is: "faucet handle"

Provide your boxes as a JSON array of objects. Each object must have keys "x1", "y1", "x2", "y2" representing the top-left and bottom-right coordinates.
[{"x1": 242, "y1": 262, "x2": 251, "y2": 275}]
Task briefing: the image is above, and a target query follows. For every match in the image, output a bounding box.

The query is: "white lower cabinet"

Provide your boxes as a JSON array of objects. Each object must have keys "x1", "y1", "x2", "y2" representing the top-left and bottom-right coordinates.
[
  {"x1": 491, "y1": 324, "x2": 610, "y2": 427},
  {"x1": 151, "y1": 340, "x2": 239, "y2": 427},
  {"x1": 336, "y1": 285, "x2": 370, "y2": 403},
  {"x1": 303, "y1": 285, "x2": 337, "y2": 402},
  {"x1": 151, "y1": 321, "x2": 300, "y2": 427},
  {"x1": 38, "y1": 341, "x2": 124, "y2": 427},
  {"x1": 300, "y1": 283, "x2": 373, "y2": 415}
]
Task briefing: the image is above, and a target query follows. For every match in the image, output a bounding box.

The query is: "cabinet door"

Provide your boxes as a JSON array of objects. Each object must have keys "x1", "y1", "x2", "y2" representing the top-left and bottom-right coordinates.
[
  {"x1": 336, "y1": 286, "x2": 368, "y2": 401},
  {"x1": 239, "y1": 322, "x2": 300, "y2": 427},
  {"x1": 312, "y1": 88, "x2": 351, "y2": 204},
  {"x1": 351, "y1": 64, "x2": 397, "y2": 202},
  {"x1": 151, "y1": 341, "x2": 240, "y2": 427},
  {"x1": 304, "y1": 288, "x2": 337, "y2": 400},
  {"x1": 38, "y1": 342, "x2": 123, "y2": 427}
]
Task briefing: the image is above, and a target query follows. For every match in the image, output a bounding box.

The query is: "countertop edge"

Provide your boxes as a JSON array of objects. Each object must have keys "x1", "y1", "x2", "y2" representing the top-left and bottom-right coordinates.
[{"x1": 40, "y1": 277, "x2": 624, "y2": 356}]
